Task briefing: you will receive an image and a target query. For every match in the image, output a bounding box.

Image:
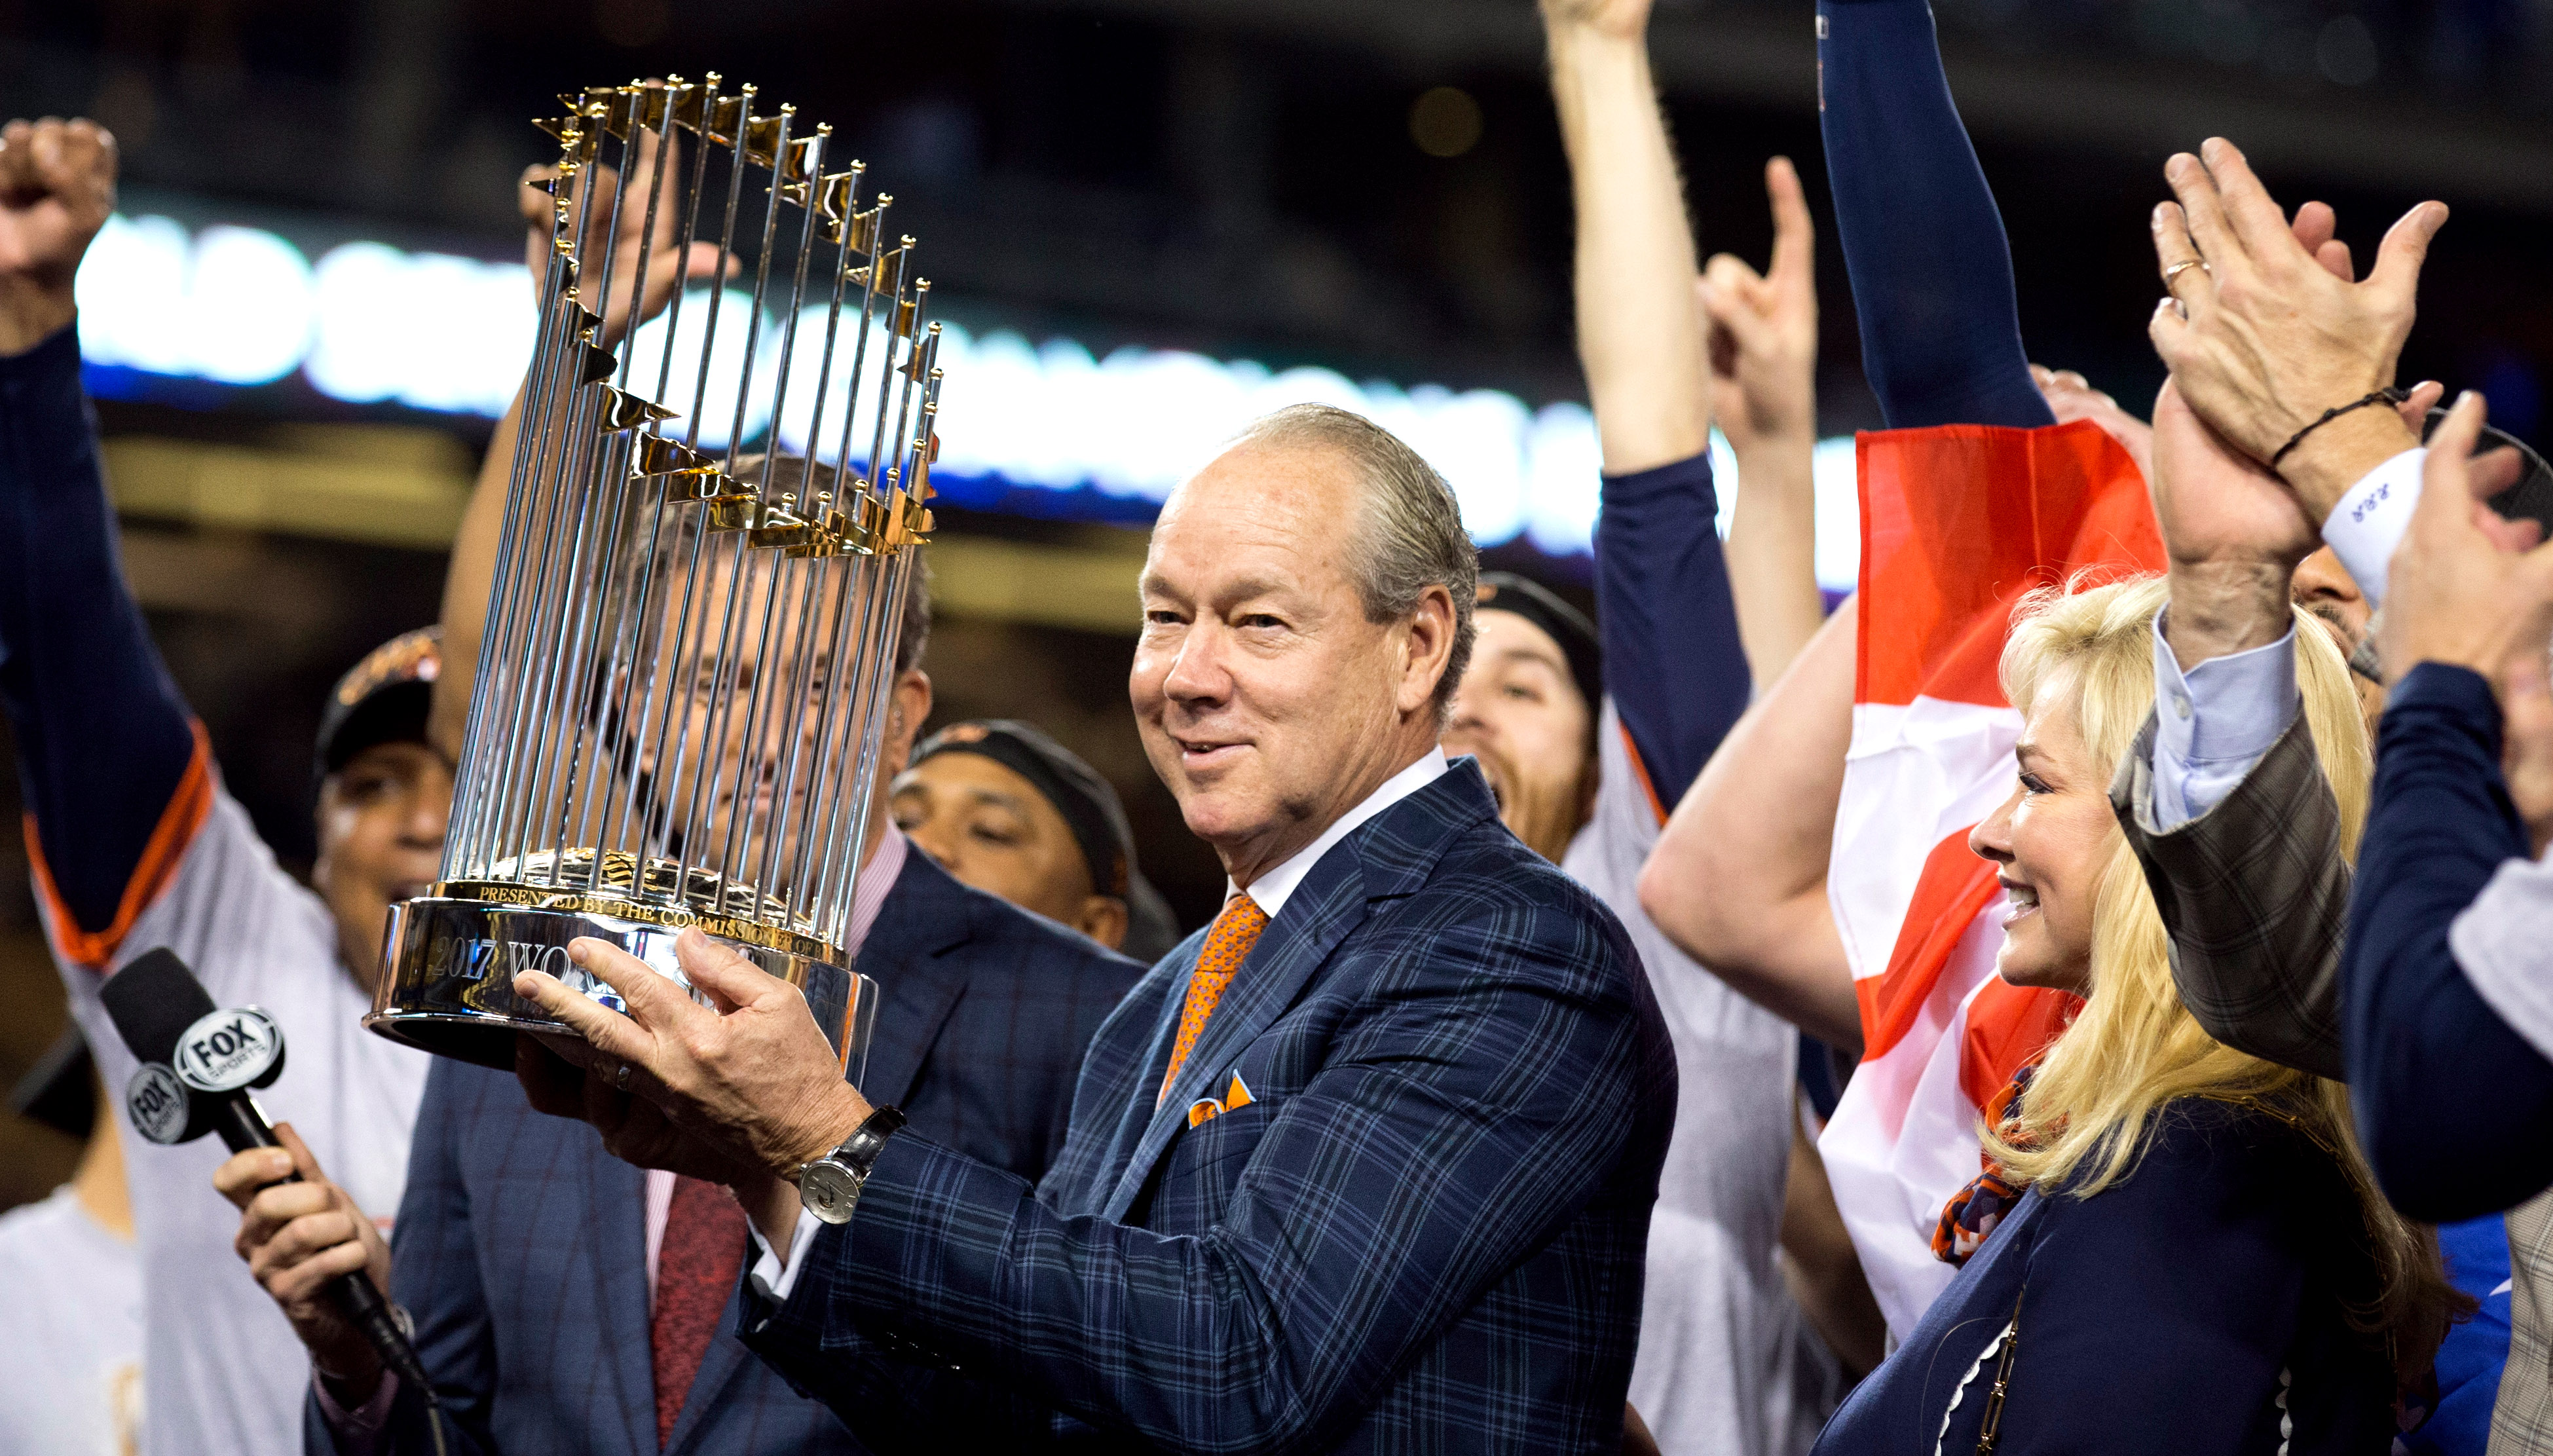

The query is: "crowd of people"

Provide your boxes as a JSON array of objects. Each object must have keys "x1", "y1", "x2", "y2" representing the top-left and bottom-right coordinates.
[{"x1": 1, "y1": 0, "x2": 2550, "y2": 1449}]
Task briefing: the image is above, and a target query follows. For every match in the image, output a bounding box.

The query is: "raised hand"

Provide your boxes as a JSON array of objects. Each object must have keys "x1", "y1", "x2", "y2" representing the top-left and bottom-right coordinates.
[
  {"x1": 1699, "y1": 157, "x2": 1817, "y2": 457},
  {"x1": 1538, "y1": 0, "x2": 1656, "y2": 40},
  {"x1": 0, "y1": 117, "x2": 115, "y2": 356},
  {"x1": 2146, "y1": 378, "x2": 2318, "y2": 667},
  {"x1": 2033, "y1": 366, "x2": 2153, "y2": 484},
  {"x1": 2148, "y1": 137, "x2": 2443, "y2": 515},
  {"x1": 521, "y1": 112, "x2": 730, "y2": 348},
  {"x1": 2503, "y1": 654, "x2": 2553, "y2": 859},
  {"x1": 212, "y1": 1123, "x2": 392, "y2": 1403},
  {"x1": 2380, "y1": 392, "x2": 2553, "y2": 684}
]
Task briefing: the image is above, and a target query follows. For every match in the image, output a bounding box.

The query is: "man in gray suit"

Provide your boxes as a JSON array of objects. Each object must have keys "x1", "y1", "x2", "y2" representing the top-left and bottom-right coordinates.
[{"x1": 2129, "y1": 140, "x2": 2552, "y2": 1451}]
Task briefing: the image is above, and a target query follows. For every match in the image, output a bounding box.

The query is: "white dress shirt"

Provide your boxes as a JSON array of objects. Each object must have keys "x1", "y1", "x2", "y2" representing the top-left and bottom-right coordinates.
[
  {"x1": 2142, "y1": 444, "x2": 2553, "y2": 1066},
  {"x1": 1230, "y1": 747, "x2": 1449, "y2": 918},
  {"x1": 2146, "y1": 618, "x2": 2302, "y2": 831},
  {"x1": 2452, "y1": 850, "x2": 2553, "y2": 1063},
  {"x1": 2320, "y1": 446, "x2": 2427, "y2": 608},
  {"x1": 747, "y1": 747, "x2": 1451, "y2": 1304},
  {"x1": 2144, "y1": 445, "x2": 2425, "y2": 829}
]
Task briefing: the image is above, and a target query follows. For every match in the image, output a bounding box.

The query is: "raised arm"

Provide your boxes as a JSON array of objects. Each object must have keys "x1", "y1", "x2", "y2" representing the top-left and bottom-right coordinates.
[
  {"x1": 1817, "y1": 0, "x2": 2052, "y2": 430},
  {"x1": 1546, "y1": 0, "x2": 1709, "y2": 476},
  {"x1": 429, "y1": 132, "x2": 726, "y2": 758},
  {"x1": 428, "y1": 386, "x2": 518, "y2": 760},
  {"x1": 1546, "y1": 0, "x2": 1825, "y2": 804},
  {"x1": 0, "y1": 117, "x2": 205, "y2": 960},
  {"x1": 1638, "y1": 603, "x2": 1860, "y2": 1048}
]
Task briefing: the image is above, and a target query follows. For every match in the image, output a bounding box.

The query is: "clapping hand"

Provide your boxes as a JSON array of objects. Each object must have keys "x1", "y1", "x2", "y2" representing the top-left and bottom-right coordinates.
[
  {"x1": 1698, "y1": 157, "x2": 1817, "y2": 457},
  {"x1": 2379, "y1": 392, "x2": 2553, "y2": 686},
  {"x1": 0, "y1": 117, "x2": 115, "y2": 356},
  {"x1": 2148, "y1": 138, "x2": 2442, "y2": 514}
]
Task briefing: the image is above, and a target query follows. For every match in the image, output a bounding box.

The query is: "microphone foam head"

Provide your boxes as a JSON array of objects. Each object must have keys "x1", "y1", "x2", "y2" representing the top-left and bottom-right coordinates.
[{"x1": 100, "y1": 948, "x2": 219, "y2": 1066}]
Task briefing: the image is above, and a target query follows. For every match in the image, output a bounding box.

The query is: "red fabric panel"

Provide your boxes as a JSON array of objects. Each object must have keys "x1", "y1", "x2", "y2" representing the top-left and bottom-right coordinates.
[{"x1": 1856, "y1": 420, "x2": 2161, "y2": 709}]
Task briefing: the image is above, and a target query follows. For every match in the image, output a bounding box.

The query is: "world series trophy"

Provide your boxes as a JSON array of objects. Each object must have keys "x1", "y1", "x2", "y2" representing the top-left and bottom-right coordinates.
[{"x1": 366, "y1": 76, "x2": 942, "y2": 1085}]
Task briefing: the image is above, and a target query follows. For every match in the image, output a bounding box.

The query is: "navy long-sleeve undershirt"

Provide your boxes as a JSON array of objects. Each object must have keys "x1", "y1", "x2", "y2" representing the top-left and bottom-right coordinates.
[
  {"x1": 0, "y1": 324, "x2": 198, "y2": 934},
  {"x1": 1593, "y1": 453, "x2": 1748, "y2": 809},
  {"x1": 2343, "y1": 663, "x2": 2553, "y2": 1222},
  {"x1": 1817, "y1": 0, "x2": 2055, "y2": 432}
]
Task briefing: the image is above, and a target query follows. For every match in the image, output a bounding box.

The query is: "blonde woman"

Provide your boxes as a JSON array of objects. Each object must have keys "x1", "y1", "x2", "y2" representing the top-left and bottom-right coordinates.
[{"x1": 1810, "y1": 573, "x2": 2463, "y2": 1453}]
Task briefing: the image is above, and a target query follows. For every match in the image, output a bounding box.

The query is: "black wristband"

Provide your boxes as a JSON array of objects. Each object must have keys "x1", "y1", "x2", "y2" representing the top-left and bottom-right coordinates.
[{"x1": 2269, "y1": 387, "x2": 2409, "y2": 471}]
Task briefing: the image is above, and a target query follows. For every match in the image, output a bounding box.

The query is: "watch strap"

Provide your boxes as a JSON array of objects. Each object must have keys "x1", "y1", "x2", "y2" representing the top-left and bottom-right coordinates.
[
  {"x1": 834, "y1": 1104, "x2": 906, "y2": 1175},
  {"x1": 796, "y1": 1105, "x2": 906, "y2": 1224}
]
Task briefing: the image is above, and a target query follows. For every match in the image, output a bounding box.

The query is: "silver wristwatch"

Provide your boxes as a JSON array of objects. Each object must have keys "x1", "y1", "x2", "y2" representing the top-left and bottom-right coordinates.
[{"x1": 792, "y1": 1106, "x2": 907, "y2": 1225}]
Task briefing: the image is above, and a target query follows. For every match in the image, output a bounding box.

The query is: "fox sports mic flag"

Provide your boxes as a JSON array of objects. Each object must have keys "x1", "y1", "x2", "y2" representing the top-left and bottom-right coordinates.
[{"x1": 1819, "y1": 420, "x2": 2161, "y2": 1341}]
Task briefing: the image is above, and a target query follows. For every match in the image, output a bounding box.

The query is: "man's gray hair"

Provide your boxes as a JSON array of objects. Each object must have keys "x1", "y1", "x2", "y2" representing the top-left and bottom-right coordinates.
[{"x1": 1233, "y1": 403, "x2": 1477, "y2": 720}]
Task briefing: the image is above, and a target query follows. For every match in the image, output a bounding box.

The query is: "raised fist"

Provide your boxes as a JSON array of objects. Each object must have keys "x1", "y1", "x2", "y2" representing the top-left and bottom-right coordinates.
[
  {"x1": 1540, "y1": 0, "x2": 1656, "y2": 39},
  {"x1": 0, "y1": 117, "x2": 116, "y2": 356}
]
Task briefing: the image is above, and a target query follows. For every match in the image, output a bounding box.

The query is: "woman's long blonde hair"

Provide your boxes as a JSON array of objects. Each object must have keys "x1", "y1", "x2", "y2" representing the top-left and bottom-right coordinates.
[{"x1": 1979, "y1": 573, "x2": 2461, "y2": 1383}]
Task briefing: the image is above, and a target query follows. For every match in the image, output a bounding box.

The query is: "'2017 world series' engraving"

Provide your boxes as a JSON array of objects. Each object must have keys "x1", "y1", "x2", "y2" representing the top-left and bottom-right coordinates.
[
  {"x1": 424, "y1": 931, "x2": 730, "y2": 1018},
  {"x1": 438, "y1": 937, "x2": 573, "y2": 984},
  {"x1": 429, "y1": 935, "x2": 632, "y2": 1014}
]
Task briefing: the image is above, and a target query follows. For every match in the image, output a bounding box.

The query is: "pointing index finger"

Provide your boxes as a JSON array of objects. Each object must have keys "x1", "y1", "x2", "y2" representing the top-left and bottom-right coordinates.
[{"x1": 1764, "y1": 155, "x2": 1814, "y2": 288}]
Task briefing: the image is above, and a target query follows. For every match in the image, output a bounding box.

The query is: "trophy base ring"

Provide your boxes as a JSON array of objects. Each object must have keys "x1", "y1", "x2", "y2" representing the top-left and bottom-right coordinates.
[{"x1": 367, "y1": 897, "x2": 876, "y2": 1087}]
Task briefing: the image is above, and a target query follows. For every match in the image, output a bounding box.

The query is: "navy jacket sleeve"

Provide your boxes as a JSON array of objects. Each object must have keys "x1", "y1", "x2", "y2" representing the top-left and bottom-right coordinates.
[
  {"x1": 2345, "y1": 663, "x2": 2553, "y2": 1221},
  {"x1": 0, "y1": 324, "x2": 199, "y2": 934},
  {"x1": 1593, "y1": 453, "x2": 1750, "y2": 807},
  {"x1": 744, "y1": 894, "x2": 1662, "y2": 1455},
  {"x1": 1817, "y1": 0, "x2": 2055, "y2": 431}
]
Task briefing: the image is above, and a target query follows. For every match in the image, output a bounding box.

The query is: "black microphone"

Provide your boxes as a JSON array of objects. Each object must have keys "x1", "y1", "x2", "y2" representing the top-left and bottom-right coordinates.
[{"x1": 101, "y1": 948, "x2": 442, "y2": 1409}]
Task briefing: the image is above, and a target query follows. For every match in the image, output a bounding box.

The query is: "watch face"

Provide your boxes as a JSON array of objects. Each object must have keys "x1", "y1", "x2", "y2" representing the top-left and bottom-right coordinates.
[{"x1": 801, "y1": 1160, "x2": 863, "y2": 1224}]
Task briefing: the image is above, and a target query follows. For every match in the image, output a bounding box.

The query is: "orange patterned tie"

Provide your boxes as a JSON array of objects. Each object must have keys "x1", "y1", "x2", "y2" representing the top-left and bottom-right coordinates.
[{"x1": 1159, "y1": 891, "x2": 1269, "y2": 1107}]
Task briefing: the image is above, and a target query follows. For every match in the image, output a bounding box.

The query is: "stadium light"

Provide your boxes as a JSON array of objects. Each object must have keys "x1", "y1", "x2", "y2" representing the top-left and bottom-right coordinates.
[{"x1": 71, "y1": 212, "x2": 1863, "y2": 588}]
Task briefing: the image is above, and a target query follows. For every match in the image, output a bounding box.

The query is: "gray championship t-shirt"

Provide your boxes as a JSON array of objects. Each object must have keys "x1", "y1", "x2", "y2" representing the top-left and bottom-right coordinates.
[
  {"x1": 41, "y1": 790, "x2": 432, "y2": 1456},
  {"x1": 1563, "y1": 703, "x2": 1835, "y2": 1456},
  {"x1": 0, "y1": 1184, "x2": 143, "y2": 1454}
]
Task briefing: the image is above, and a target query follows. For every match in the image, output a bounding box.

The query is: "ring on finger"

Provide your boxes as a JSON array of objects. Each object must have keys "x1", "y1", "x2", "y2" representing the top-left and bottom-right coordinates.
[{"x1": 2162, "y1": 259, "x2": 2209, "y2": 286}]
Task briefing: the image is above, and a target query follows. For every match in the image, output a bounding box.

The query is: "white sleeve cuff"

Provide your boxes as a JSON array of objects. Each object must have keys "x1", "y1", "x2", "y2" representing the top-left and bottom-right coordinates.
[
  {"x1": 2321, "y1": 447, "x2": 2426, "y2": 608},
  {"x1": 2147, "y1": 612, "x2": 2300, "y2": 831},
  {"x1": 2451, "y1": 848, "x2": 2553, "y2": 1064},
  {"x1": 747, "y1": 1208, "x2": 826, "y2": 1305}
]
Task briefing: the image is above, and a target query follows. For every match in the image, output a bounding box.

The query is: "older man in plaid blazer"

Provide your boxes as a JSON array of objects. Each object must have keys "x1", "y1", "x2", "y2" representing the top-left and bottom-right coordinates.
[{"x1": 516, "y1": 402, "x2": 1679, "y2": 1454}]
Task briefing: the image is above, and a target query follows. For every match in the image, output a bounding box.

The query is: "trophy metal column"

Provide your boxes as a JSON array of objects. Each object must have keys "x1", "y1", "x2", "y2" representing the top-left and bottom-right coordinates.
[{"x1": 367, "y1": 77, "x2": 941, "y2": 1085}]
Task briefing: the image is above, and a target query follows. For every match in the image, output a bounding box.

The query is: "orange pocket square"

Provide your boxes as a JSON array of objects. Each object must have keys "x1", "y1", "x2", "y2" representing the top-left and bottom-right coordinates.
[{"x1": 1186, "y1": 1072, "x2": 1259, "y2": 1128}]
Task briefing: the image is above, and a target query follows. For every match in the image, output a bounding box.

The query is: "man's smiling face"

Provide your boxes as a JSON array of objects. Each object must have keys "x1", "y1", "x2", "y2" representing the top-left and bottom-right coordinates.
[{"x1": 1130, "y1": 441, "x2": 1432, "y2": 887}]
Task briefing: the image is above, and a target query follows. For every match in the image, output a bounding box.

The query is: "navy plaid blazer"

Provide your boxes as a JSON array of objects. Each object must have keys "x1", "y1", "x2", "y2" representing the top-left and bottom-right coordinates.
[
  {"x1": 309, "y1": 847, "x2": 1143, "y2": 1455},
  {"x1": 741, "y1": 761, "x2": 1679, "y2": 1454}
]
